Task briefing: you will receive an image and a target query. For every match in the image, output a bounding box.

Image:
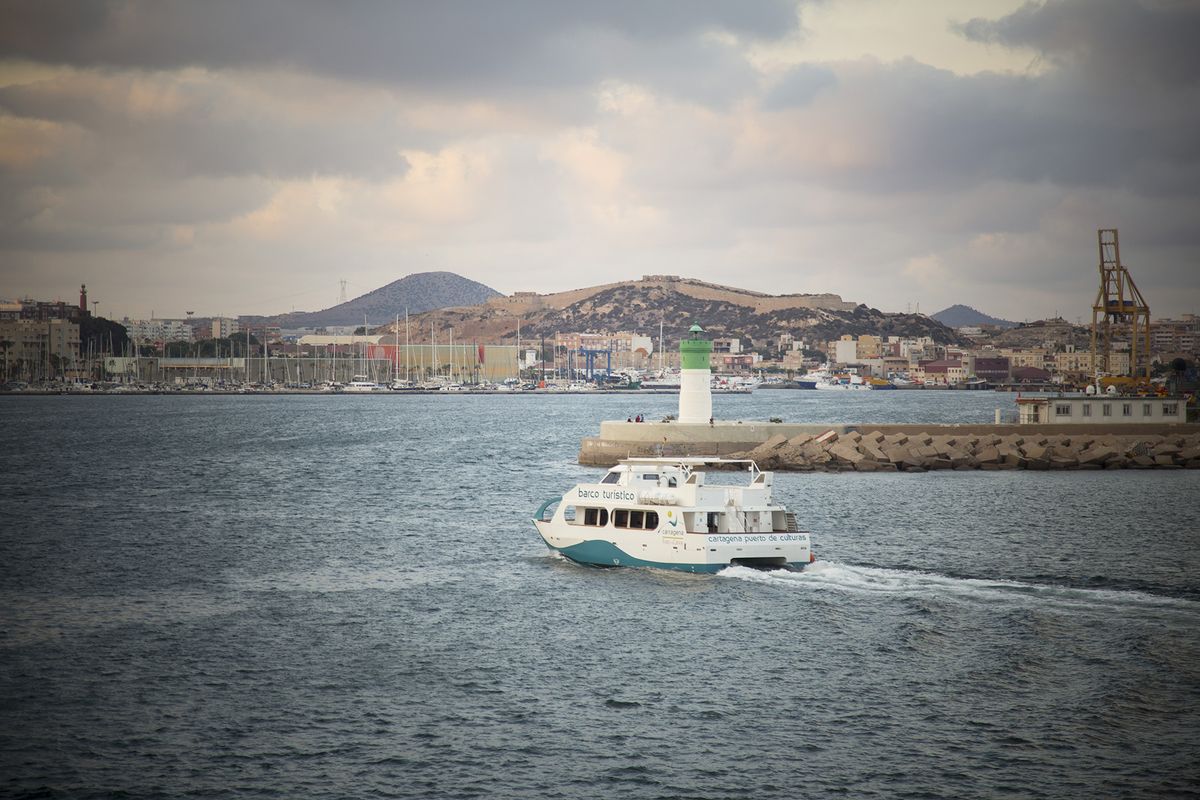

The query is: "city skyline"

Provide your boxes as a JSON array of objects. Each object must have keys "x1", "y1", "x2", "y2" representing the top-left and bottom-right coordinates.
[{"x1": 2, "y1": 0, "x2": 1199, "y2": 321}]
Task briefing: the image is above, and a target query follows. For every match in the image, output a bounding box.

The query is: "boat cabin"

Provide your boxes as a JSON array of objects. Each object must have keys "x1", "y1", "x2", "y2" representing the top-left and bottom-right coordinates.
[{"x1": 560, "y1": 458, "x2": 798, "y2": 535}]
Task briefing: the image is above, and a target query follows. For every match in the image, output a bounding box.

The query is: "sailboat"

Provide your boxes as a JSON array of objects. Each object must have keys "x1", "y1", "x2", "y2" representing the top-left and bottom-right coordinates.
[{"x1": 344, "y1": 319, "x2": 385, "y2": 392}]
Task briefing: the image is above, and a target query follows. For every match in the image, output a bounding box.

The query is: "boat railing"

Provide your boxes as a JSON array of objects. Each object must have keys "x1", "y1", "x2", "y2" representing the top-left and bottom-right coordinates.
[{"x1": 534, "y1": 498, "x2": 560, "y2": 522}]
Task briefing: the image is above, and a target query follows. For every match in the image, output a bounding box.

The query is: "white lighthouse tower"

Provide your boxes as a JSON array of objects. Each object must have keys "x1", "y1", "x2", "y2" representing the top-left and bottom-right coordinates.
[{"x1": 678, "y1": 323, "x2": 713, "y2": 423}]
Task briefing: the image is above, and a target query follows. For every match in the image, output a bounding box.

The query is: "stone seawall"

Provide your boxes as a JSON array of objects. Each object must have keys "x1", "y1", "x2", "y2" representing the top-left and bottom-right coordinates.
[{"x1": 579, "y1": 421, "x2": 1200, "y2": 471}]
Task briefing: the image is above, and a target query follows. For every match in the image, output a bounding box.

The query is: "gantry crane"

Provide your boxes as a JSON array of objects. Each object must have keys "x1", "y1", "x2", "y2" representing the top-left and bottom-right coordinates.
[{"x1": 1091, "y1": 228, "x2": 1151, "y2": 381}]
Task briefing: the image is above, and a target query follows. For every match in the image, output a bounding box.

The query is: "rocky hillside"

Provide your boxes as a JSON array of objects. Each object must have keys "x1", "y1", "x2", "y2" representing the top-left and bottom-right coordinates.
[
  {"x1": 384, "y1": 279, "x2": 967, "y2": 351},
  {"x1": 248, "y1": 271, "x2": 501, "y2": 328}
]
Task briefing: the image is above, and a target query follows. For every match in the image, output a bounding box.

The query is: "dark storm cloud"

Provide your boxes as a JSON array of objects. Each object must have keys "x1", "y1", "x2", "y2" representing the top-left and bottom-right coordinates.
[
  {"x1": 0, "y1": 0, "x2": 800, "y2": 97},
  {"x1": 956, "y1": 0, "x2": 1200, "y2": 87},
  {"x1": 805, "y1": 60, "x2": 1200, "y2": 197}
]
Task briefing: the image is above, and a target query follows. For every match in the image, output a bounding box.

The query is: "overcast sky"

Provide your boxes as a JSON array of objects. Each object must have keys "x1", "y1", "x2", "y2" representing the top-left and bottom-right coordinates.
[{"x1": 1, "y1": 0, "x2": 1197, "y2": 322}]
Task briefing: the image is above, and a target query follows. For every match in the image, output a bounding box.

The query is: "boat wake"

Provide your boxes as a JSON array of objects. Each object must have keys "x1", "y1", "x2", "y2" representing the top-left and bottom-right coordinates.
[{"x1": 719, "y1": 561, "x2": 1199, "y2": 616}]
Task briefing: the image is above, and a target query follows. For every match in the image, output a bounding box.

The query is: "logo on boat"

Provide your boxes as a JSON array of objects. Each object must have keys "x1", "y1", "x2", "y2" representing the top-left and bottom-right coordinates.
[
  {"x1": 576, "y1": 488, "x2": 636, "y2": 501},
  {"x1": 666, "y1": 511, "x2": 679, "y2": 527}
]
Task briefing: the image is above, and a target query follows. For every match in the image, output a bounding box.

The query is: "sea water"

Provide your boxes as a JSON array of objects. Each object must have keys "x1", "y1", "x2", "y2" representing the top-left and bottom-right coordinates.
[{"x1": 2, "y1": 393, "x2": 1198, "y2": 798}]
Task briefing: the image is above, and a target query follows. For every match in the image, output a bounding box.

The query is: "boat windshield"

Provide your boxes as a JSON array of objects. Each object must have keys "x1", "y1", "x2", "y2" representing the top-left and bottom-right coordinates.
[{"x1": 600, "y1": 471, "x2": 621, "y2": 484}]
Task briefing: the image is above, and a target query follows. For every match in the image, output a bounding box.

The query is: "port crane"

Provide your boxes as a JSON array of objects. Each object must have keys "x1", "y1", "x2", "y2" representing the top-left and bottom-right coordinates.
[{"x1": 1090, "y1": 228, "x2": 1151, "y2": 382}]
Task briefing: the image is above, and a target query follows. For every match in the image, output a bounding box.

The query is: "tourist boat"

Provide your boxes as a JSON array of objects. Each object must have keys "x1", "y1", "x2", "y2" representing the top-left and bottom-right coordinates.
[{"x1": 532, "y1": 457, "x2": 814, "y2": 572}]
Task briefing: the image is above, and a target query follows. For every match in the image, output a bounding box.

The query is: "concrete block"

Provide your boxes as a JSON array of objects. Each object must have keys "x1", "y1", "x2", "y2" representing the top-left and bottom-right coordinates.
[
  {"x1": 746, "y1": 434, "x2": 788, "y2": 461},
  {"x1": 863, "y1": 443, "x2": 888, "y2": 462},
  {"x1": 884, "y1": 433, "x2": 909, "y2": 445},
  {"x1": 1078, "y1": 446, "x2": 1117, "y2": 466},
  {"x1": 1022, "y1": 444, "x2": 1048, "y2": 461},
  {"x1": 1154, "y1": 454, "x2": 1177, "y2": 467},
  {"x1": 815, "y1": 429, "x2": 839, "y2": 445},
  {"x1": 830, "y1": 442, "x2": 866, "y2": 464},
  {"x1": 976, "y1": 446, "x2": 1001, "y2": 465},
  {"x1": 854, "y1": 460, "x2": 880, "y2": 472}
]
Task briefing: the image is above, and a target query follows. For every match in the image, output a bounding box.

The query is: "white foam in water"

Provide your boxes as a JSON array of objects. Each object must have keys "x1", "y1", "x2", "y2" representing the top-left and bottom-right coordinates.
[{"x1": 720, "y1": 561, "x2": 1199, "y2": 616}]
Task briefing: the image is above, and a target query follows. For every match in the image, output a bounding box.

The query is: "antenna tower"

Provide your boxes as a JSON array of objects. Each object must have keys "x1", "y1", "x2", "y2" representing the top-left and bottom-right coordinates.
[{"x1": 1090, "y1": 228, "x2": 1150, "y2": 380}]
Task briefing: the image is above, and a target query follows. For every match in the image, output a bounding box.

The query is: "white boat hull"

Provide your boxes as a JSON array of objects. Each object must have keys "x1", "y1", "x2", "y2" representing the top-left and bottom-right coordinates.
[{"x1": 533, "y1": 519, "x2": 812, "y2": 573}]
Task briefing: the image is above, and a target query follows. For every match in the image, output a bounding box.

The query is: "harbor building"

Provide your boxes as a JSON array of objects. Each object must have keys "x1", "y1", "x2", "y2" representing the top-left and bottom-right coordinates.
[{"x1": 1016, "y1": 395, "x2": 1187, "y2": 425}]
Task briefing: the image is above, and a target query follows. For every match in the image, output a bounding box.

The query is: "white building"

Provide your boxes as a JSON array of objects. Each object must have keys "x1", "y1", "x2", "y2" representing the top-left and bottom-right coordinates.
[
  {"x1": 1016, "y1": 395, "x2": 1188, "y2": 425},
  {"x1": 211, "y1": 317, "x2": 240, "y2": 339},
  {"x1": 834, "y1": 338, "x2": 857, "y2": 365},
  {"x1": 122, "y1": 318, "x2": 194, "y2": 343}
]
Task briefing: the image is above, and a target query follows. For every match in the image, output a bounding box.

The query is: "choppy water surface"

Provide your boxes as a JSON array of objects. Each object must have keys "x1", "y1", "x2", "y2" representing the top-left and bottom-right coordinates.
[{"x1": 2, "y1": 393, "x2": 1198, "y2": 799}]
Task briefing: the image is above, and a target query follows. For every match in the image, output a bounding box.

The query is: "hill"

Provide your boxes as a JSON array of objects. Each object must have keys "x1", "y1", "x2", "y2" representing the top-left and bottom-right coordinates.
[
  {"x1": 248, "y1": 272, "x2": 501, "y2": 328},
  {"x1": 931, "y1": 304, "x2": 1017, "y2": 329},
  {"x1": 381, "y1": 276, "x2": 967, "y2": 352}
]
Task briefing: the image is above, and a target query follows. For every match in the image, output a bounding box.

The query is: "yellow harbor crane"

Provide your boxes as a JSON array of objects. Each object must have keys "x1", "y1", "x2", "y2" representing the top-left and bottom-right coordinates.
[{"x1": 1091, "y1": 228, "x2": 1151, "y2": 383}]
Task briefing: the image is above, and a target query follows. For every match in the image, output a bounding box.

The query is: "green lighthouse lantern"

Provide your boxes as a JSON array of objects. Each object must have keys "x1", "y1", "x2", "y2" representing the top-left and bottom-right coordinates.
[{"x1": 679, "y1": 323, "x2": 712, "y2": 371}]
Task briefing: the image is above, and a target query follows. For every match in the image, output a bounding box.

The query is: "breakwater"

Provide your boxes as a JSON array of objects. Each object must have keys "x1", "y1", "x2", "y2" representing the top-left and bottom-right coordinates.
[{"x1": 579, "y1": 421, "x2": 1200, "y2": 470}]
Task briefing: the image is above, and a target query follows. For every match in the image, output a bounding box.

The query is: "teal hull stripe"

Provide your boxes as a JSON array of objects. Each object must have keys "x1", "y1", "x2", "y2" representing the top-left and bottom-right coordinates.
[{"x1": 550, "y1": 538, "x2": 806, "y2": 574}]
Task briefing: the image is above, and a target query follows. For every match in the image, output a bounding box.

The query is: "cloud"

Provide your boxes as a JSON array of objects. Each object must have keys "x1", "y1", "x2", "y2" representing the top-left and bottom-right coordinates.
[
  {"x1": 0, "y1": 0, "x2": 1197, "y2": 323},
  {"x1": 0, "y1": 0, "x2": 801, "y2": 103},
  {"x1": 956, "y1": 0, "x2": 1200, "y2": 87}
]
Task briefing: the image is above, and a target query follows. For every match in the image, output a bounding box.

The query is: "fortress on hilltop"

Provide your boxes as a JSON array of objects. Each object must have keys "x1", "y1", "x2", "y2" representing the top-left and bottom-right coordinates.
[{"x1": 486, "y1": 276, "x2": 857, "y2": 315}]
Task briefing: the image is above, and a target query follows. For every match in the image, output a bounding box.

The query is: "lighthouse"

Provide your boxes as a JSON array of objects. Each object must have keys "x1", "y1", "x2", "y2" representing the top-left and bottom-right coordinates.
[{"x1": 678, "y1": 323, "x2": 713, "y2": 423}]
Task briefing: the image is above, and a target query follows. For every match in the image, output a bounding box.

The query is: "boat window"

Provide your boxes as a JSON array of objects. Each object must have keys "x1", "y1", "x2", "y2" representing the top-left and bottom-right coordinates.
[
  {"x1": 600, "y1": 472, "x2": 621, "y2": 484},
  {"x1": 707, "y1": 512, "x2": 720, "y2": 533},
  {"x1": 584, "y1": 507, "x2": 599, "y2": 526},
  {"x1": 642, "y1": 473, "x2": 659, "y2": 482},
  {"x1": 630, "y1": 510, "x2": 645, "y2": 529},
  {"x1": 667, "y1": 477, "x2": 677, "y2": 487},
  {"x1": 563, "y1": 505, "x2": 577, "y2": 523},
  {"x1": 614, "y1": 509, "x2": 629, "y2": 528},
  {"x1": 599, "y1": 508, "x2": 609, "y2": 526},
  {"x1": 644, "y1": 511, "x2": 659, "y2": 529}
]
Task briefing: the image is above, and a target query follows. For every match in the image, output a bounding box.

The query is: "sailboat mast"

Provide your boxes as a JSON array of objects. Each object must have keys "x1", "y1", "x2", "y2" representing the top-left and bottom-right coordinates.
[{"x1": 404, "y1": 308, "x2": 411, "y2": 383}]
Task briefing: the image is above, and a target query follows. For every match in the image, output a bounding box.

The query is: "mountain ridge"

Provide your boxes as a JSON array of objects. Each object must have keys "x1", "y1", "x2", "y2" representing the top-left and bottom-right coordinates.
[
  {"x1": 380, "y1": 276, "x2": 969, "y2": 351},
  {"x1": 244, "y1": 271, "x2": 501, "y2": 327},
  {"x1": 931, "y1": 304, "x2": 1017, "y2": 329}
]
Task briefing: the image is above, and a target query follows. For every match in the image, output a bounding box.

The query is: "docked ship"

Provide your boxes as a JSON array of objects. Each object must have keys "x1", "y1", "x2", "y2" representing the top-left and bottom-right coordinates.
[{"x1": 532, "y1": 457, "x2": 813, "y2": 572}]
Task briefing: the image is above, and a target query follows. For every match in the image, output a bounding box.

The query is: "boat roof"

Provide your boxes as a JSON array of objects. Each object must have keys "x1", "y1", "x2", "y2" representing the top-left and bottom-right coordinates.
[{"x1": 615, "y1": 457, "x2": 761, "y2": 472}]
